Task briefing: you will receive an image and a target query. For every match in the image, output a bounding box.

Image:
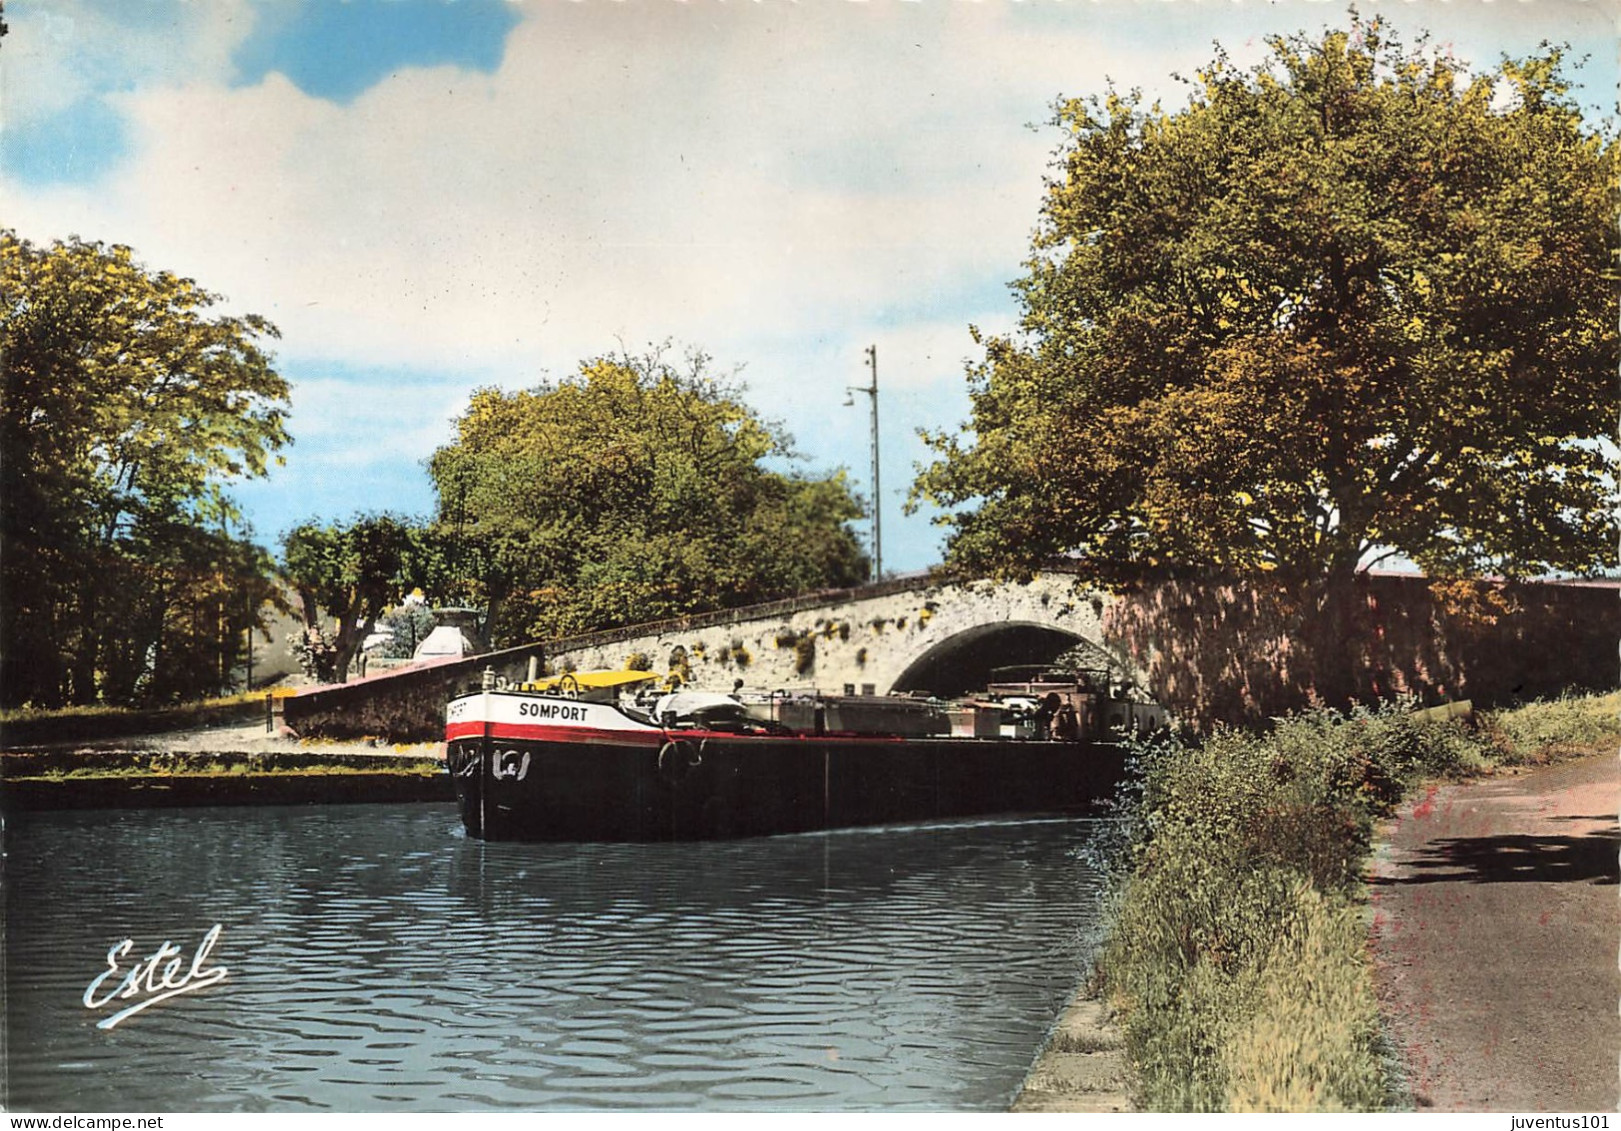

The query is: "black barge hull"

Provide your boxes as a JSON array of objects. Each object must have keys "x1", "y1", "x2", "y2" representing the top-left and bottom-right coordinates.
[{"x1": 445, "y1": 731, "x2": 1128, "y2": 842}]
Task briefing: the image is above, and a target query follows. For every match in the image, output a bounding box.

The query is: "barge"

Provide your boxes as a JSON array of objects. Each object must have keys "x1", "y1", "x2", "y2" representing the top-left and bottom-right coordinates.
[{"x1": 444, "y1": 670, "x2": 1148, "y2": 842}]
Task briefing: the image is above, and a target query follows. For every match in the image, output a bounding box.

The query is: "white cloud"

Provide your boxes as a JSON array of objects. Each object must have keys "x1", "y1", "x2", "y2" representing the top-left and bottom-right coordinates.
[
  {"x1": 1, "y1": 0, "x2": 255, "y2": 127},
  {"x1": 5, "y1": 0, "x2": 1615, "y2": 569},
  {"x1": 7, "y1": 2, "x2": 1168, "y2": 384}
]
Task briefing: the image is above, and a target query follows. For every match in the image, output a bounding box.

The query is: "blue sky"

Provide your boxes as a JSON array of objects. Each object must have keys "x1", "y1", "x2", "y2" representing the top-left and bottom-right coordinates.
[{"x1": 4, "y1": 0, "x2": 1616, "y2": 574}]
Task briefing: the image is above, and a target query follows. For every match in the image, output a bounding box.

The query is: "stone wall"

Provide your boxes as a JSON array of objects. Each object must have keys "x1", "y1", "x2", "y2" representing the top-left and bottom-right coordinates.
[
  {"x1": 1102, "y1": 572, "x2": 1618, "y2": 729},
  {"x1": 280, "y1": 645, "x2": 545, "y2": 742}
]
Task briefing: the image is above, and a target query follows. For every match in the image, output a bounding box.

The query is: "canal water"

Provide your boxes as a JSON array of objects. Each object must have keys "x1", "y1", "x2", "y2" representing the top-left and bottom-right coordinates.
[{"x1": 4, "y1": 803, "x2": 1109, "y2": 1112}]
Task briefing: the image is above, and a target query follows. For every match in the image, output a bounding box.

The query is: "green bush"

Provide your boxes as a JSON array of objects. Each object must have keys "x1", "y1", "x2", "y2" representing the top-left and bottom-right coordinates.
[
  {"x1": 1480, "y1": 691, "x2": 1621, "y2": 764},
  {"x1": 1222, "y1": 883, "x2": 1389, "y2": 1112},
  {"x1": 1097, "y1": 702, "x2": 1494, "y2": 1111}
]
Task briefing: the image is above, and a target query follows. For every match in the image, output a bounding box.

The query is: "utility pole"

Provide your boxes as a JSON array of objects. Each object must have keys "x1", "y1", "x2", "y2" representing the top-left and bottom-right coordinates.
[{"x1": 846, "y1": 345, "x2": 881, "y2": 582}]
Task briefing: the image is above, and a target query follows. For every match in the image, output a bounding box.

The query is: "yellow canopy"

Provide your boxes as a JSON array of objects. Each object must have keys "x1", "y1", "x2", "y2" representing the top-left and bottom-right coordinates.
[{"x1": 525, "y1": 669, "x2": 660, "y2": 691}]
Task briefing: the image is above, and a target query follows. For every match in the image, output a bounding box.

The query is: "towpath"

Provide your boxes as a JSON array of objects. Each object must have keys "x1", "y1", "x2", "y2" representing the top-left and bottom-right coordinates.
[
  {"x1": 2, "y1": 720, "x2": 442, "y2": 760},
  {"x1": 1370, "y1": 751, "x2": 1619, "y2": 1111}
]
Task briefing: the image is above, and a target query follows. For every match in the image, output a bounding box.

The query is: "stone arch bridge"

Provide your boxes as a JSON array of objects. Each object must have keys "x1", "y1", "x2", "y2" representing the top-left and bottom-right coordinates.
[
  {"x1": 281, "y1": 569, "x2": 1618, "y2": 741},
  {"x1": 537, "y1": 569, "x2": 1142, "y2": 699},
  {"x1": 285, "y1": 570, "x2": 1138, "y2": 740}
]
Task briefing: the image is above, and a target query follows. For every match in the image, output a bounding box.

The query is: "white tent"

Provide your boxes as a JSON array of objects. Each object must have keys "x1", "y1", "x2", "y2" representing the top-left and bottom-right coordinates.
[{"x1": 413, "y1": 624, "x2": 481, "y2": 660}]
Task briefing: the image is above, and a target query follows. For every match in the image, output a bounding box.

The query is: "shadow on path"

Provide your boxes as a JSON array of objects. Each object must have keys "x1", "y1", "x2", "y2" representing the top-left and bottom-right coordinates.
[{"x1": 1372, "y1": 827, "x2": 1619, "y2": 887}]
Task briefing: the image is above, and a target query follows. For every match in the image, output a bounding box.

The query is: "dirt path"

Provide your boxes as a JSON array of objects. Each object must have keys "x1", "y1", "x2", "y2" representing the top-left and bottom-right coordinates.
[
  {"x1": 4, "y1": 720, "x2": 443, "y2": 760},
  {"x1": 1370, "y1": 751, "x2": 1619, "y2": 1111}
]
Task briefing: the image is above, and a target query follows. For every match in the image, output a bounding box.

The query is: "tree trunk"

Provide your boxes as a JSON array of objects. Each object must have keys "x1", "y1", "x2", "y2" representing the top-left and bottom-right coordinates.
[{"x1": 331, "y1": 611, "x2": 377, "y2": 686}]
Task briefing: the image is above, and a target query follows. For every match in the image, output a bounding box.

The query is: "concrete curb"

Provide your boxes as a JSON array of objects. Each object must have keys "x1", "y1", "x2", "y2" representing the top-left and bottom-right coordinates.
[{"x1": 1011, "y1": 991, "x2": 1135, "y2": 1112}]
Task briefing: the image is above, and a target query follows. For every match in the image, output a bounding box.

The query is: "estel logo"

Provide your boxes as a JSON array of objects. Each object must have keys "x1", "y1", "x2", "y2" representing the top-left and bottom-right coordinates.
[{"x1": 82, "y1": 924, "x2": 229, "y2": 1030}]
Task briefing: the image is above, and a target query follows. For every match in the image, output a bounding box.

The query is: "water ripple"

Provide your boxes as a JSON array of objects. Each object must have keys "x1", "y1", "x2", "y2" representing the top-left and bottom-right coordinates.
[{"x1": 7, "y1": 804, "x2": 1105, "y2": 1112}]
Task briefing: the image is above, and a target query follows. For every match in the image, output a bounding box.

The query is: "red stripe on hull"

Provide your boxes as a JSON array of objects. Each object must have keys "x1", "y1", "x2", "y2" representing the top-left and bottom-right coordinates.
[
  {"x1": 446, "y1": 720, "x2": 916, "y2": 746},
  {"x1": 446, "y1": 720, "x2": 664, "y2": 746}
]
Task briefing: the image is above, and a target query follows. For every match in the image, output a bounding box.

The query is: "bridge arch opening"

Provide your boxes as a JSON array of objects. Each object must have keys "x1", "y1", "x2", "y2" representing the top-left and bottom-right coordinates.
[{"x1": 889, "y1": 621, "x2": 1088, "y2": 698}]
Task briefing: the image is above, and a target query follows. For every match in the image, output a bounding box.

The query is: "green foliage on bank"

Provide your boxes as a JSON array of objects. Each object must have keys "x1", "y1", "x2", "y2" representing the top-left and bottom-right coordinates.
[
  {"x1": 913, "y1": 20, "x2": 1617, "y2": 590},
  {"x1": 425, "y1": 344, "x2": 869, "y2": 647},
  {"x1": 281, "y1": 514, "x2": 434, "y2": 682},
  {"x1": 1095, "y1": 692, "x2": 1616, "y2": 1112},
  {"x1": 1480, "y1": 690, "x2": 1621, "y2": 764},
  {"x1": 0, "y1": 689, "x2": 285, "y2": 724},
  {"x1": 15, "y1": 759, "x2": 443, "y2": 782},
  {"x1": 2, "y1": 233, "x2": 291, "y2": 709}
]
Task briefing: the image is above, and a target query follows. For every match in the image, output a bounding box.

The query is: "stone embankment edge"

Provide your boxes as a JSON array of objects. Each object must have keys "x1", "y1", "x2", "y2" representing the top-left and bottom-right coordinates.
[
  {"x1": 1011, "y1": 989, "x2": 1135, "y2": 1112},
  {"x1": 1, "y1": 740, "x2": 453, "y2": 811}
]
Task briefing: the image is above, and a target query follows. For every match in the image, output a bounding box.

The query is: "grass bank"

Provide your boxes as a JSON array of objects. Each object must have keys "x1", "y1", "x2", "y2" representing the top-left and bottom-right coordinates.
[
  {"x1": 8, "y1": 753, "x2": 444, "y2": 780},
  {"x1": 0, "y1": 691, "x2": 298, "y2": 747},
  {"x1": 1, "y1": 747, "x2": 451, "y2": 812},
  {"x1": 1093, "y1": 691, "x2": 1619, "y2": 1112}
]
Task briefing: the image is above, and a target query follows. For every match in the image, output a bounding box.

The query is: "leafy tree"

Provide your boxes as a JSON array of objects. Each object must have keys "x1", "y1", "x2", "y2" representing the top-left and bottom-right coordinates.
[
  {"x1": 913, "y1": 21, "x2": 1617, "y2": 596},
  {"x1": 1, "y1": 232, "x2": 290, "y2": 705},
  {"x1": 281, "y1": 514, "x2": 420, "y2": 682},
  {"x1": 95, "y1": 518, "x2": 287, "y2": 703},
  {"x1": 428, "y1": 345, "x2": 867, "y2": 644}
]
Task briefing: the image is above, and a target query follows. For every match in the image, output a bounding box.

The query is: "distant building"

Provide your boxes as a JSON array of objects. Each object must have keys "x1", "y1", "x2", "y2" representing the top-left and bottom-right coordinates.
[{"x1": 413, "y1": 609, "x2": 484, "y2": 661}]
